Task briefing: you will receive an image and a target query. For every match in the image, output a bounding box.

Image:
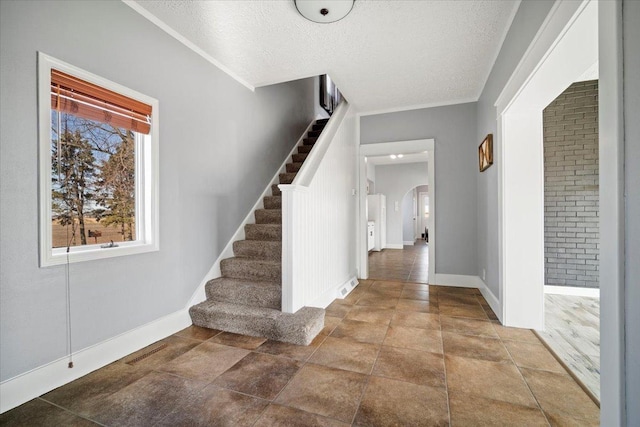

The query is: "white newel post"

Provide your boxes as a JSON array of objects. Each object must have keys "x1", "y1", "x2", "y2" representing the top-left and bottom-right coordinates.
[{"x1": 279, "y1": 184, "x2": 309, "y2": 313}]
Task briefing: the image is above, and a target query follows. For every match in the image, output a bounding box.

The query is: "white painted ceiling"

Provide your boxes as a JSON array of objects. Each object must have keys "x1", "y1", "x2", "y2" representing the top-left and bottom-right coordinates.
[{"x1": 127, "y1": 0, "x2": 519, "y2": 114}]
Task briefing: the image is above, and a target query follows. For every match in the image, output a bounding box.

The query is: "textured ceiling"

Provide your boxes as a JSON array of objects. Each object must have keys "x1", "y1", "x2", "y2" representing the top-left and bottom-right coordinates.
[{"x1": 128, "y1": 0, "x2": 519, "y2": 113}]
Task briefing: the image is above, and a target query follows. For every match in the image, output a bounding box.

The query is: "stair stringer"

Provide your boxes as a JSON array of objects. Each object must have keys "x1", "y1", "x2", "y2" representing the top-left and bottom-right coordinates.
[{"x1": 187, "y1": 116, "x2": 324, "y2": 308}]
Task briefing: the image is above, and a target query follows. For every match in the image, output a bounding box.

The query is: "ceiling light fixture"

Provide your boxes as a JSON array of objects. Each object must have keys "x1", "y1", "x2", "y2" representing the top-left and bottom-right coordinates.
[
  {"x1": 390, "y1": 154, "x2": 397, "y2": 159},
  {"x1": 295, "y1": 0, "x2": 355, "y2": 23},
  {"x1": 397, "y1": 154, "x2": 404, "y2": 158}
]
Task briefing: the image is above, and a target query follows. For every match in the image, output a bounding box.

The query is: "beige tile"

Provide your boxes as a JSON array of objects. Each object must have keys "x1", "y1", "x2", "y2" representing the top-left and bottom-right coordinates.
[
  {"x1": 390, "y1": 310, "x2": 440, "y2": 330},
  {"x1": 256, "y1": 334, "x2": 325, "y2": 361},
  {"x1": 173, "y1": 325, "x2": 221, "y2": 341},
  {"x1": 504, "y1": 340, "x2": 566, "y2": 373},
  {"x1": 120, "y1": 335, "x2": 200, "y2": 370},
  {"x1": 372, "y1": 346, "x2": 445, "y2": 388},
  {"x1": 325, "y1": 301, "x2": 351, "y2": 318},
  {"x1": 439, "y1": 304, "x2": 489, "y2": 320},
  {"x1": 309, "y1": 336, "x2": 379, "y2": 374},
  {"x1": 159, "y1": 342, "x2": 249, "y2": 382},
  {"x1": 403, "y1": 283, "x2": 431, "y2": 292},
  {"x1": 448, "y1": 391, "x2": 549, "y2": 427},
  {"x1": 545, "y1": 411, "x2": 600, "y2": 427},
  {"x1": 355, "y1": 294, "x2": 399, "y2": 309},
  {"x1": 319, "y1": 316, "x2": 342, "y2": 336},
  {"x1": 345, "y1": 306, "x2": 395, "y2": 325},
  {"x1": 396, "y1": 298, "x2": 439, "y2": 313},
  {"x1": 209, "y1": 332, "x2": 267, "y2": 350},
  {"x1": 440, "y1": 315, "x2": 498, "y2": 338},
  {"x1": 275, "y1": 364, "x2": 368, "y2": 423},
  {"x1": 442, "y1": 332, "x2": 511, "y2": 362},
  {"x1": 383, "y1": 325, "x2": 442, "y2": 353},
  {"x1": 158, "y1": 385, "x2": 267, "y2": 426},
  {"x1": 330, "y1": 319, "x2": 388, "y2": 344},
  {"x1": 353, "y1": 376, "x2": 448, "y2": 427},
  {"x1": 445, "y1": 354, "x2": 538, "y2": 408},
  {"x1": 0, "y1": 399, "x2": 96, "y2": 426},
  {"x1": 493, "y1": 324, "x2": 540, "y2": 343},
  {"x1": 400, "y1": 289, "x2": 432, "y2": 301},
  {"x1": 213, "y1": 352, "x2": 302, "y2": 400},
  {"x1": 254, "y1": 404, "x2": 350, "y2": 427},
  {"x1": 521, "y1": 368, "x2": 599, "y2": 423},
  {"x1": 437, "y1": 293, "x2": 480, "y2": 307}
]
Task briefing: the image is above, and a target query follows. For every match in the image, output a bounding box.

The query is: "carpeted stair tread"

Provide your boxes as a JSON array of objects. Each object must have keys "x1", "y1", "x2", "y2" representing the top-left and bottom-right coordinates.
[
  {"x1": 245, "y1": 223, "x2": 281, "y2": 241},
  {"x1": 271, "y1": 184, "x2": 281, "y2": 196},
  {"x1": 189, "y1": 301, "x2": 324, "y2": 345},
  {"x1": 286, "y1": 162, "x2": 304, "y2": 173},
  {"x1": 312, "y1": 124, "x2": 326, "y2": 131},
  {"x1": 292, "y1": 153, "x2": 308, "y2": 163},
  {"x1": 316, "y1": 118, "x2": 329, "y2": 124},
  {"x1": 263, "y1": 195, "x2": 281, "y2": 209},
  {"x1": 221, "y1": 257, "x2": 281, "y2": 281},
  {"x1": 279, "y1": 173, "x2": 297, "y2": 184},
  {"x1": 255, "y1": 209, "x2": 282, "y2": 224},
  {"x1": 205, "y1": 278, "x2": 281, "y2": 310},
  {"x1": 297, "y1": 145, "x2": 313, "y2": 154},
  {"x1": 303, "y1": 137, "x2": 317, "y2": 145},
  {"x1": 233, "y1": 240, "x2": 281, "y2": 260},
  {"x1": 308, "y1": 130, "x2": 322, "y2": 137}
]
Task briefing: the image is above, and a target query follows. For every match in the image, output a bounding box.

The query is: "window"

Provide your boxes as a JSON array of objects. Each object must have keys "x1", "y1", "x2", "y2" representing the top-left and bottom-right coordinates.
[{"x1": 38, "y1": 53, "x2": 159, "y2": 266}]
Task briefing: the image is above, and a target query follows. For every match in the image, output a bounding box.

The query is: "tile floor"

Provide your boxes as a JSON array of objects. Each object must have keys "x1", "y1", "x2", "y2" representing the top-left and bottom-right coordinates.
[
  {"x1": 537, "y1": 294, "x2": 600, "y2": 400},
  {"x1": 367, "y1": 240, "x2": 429, "y2": 283},
  {"x1": 1, "y1": 242, "x2": 600, "y2": 426},
  {"x1": 1, "y1": 282, "x2": 599, "y2": 426}
]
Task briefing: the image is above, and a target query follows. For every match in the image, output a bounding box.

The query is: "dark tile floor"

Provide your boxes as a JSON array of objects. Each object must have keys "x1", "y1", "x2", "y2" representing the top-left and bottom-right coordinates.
[
  {"x1": 1, "y1": 243, "x2": 600, "y2": 426},
  {"x1": 367, "y1": 239, "x2": 429, "y2": 283}
]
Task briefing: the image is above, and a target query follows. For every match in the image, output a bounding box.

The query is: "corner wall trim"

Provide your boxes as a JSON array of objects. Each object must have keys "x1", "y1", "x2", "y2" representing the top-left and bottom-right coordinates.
[
  {"x1": 0, "y1": 309, "x2": 191, "y2": 414},
  {"x1": 434, "y1": 274, "x2": 502, "y2": 323}
]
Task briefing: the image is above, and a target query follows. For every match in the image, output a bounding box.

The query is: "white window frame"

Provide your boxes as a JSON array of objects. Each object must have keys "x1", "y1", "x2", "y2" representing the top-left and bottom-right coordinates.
[{"x1": 38, "y1": 52, "x2": 159, "y2": 267}]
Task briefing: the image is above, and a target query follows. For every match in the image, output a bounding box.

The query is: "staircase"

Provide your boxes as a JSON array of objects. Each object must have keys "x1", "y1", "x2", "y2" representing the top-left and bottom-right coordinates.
[{"x1": 189, "y1": 118, "x2": 329, "y2": 345}]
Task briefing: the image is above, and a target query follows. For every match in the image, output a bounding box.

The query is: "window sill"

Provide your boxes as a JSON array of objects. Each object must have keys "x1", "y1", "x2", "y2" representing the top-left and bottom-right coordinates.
[{"x1": 41, "y1": 241, "x2": 159, "y2": 267}]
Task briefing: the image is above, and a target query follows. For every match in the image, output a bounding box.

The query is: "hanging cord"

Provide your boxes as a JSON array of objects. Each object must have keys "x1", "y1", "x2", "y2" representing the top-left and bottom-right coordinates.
[{"x1": 56, "y1": 86, "x2": 74, "y2": 369}]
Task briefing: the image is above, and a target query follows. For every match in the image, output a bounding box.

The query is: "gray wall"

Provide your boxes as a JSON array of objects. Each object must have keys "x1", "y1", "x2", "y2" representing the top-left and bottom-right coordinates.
[
  {"x1": 361, "y1": 103, "x2": 477, "y2": 275},
  {"x1": 373, "y1": 163, "x2": 427, "y2": 248},
  {"x1": 476, "y1": 0, "x2": 556, "y2": 297},
  {"x1": 402, "y1": 189, "x2": 416, "y2": 243},
  {"x1": 543, "y1": 81, "x2": 599, "y2": 289},
  {"x1": 624, "y1": 0, "x2": 640, "y2": 422},
  {"x1": 0, "y1": 0, "x2": 315, "y2": 381}
]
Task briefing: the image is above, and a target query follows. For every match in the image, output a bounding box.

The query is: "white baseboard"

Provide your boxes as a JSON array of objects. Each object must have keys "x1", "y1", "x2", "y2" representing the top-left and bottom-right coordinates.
[
  {"x1": 403, "y1": 241, "x2": 415, "y2": 246},
  {"x1": 385, "y1": 244, "x2": 403, "y2": 249},
  {"x1": 0, "y1": 309, "x2": 191, "y2": 414},
  {"x1": 434, "y1": 274, "x2": 503, "y2": 323},
  {"x1": 544, "y1": 285, "x2": 600, "y2": 298},
  {"x1": 309, "y1": 274, "x2": 359, "y2": 309}
]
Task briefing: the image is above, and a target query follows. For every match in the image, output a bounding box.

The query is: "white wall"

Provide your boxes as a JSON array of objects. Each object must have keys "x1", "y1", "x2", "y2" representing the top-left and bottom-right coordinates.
[
  {"x1": 374, "y1": 163, "x2": 427, "y2": 248},
  {"x1": 281, "y1": 103, "x2": 358, "y2": 311},
  {"x1": 361, "y1": 103, "x2": 477, "y2": 275},
  {"x1": 0, "y1": 0, "x2": 315, "y2": 382}
]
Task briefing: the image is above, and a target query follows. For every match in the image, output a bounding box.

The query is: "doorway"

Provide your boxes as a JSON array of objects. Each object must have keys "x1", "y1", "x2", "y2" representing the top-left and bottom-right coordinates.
[{"x1": 358, "y1": 139, "x2": 435, "y2": 283}]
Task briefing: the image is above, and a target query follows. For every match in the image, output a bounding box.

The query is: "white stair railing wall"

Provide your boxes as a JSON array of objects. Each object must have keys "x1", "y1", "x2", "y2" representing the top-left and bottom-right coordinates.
[{"x1": 280, "y1": 101, "x2": 358, "y2": 313}]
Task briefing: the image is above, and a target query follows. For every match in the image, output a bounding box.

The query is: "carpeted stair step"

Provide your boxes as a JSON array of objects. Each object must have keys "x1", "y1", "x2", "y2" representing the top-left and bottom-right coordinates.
[
  {"x1": 279, "y1": 173, "x2": 297, "y2": 184},
  {"x1": 221, "y1": 257, "x2": 281, "y2": 281},
  {"x1": 308, "y1": 130, "x2": 322, "y2": 137},
  {"x1": 312, "y1": 124, "x2": 325, "y2": 131},
  {"x1": 271, "y1": 184, "x2": 281, "y2": 196},
  {"x1": 263, "y1": 195, "x2": 281, "y2": 209},
  {"x1": 297, "y1": 145, "x2": 313, "y2": 154},
  {"x1": 233, "y1": 240, "x2": 281, "y2": 260},
  {"x1": 286, "y1": 162, "x2": 304, "y2": 173},
  {"x1": 303, "y1": 137, "x2": 318, "y2": 145},
  {"x1": 205, "y1": 278, "x2": 281, "y2": 310},
  {"x1": 189, "y1": 301, "x2": 325, "y2": 345},
  {"x1": 255, "y1": 208, "x2": 282, "y2": 224},
  {"x1": 245, "y1": 223, "x2": 281, "y2": 241},
  {"x1": 292, "y1": 153, "x2": 308, "y2": 163},
  {"x1": 316, "y1": 118, "x2": 329, "y2": 124}
]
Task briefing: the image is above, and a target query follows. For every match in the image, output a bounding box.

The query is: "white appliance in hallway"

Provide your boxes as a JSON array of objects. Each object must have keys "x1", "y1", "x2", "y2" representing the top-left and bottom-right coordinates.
[{"x1": 367, "y1": 194, "x2": 386, "y2": 251}]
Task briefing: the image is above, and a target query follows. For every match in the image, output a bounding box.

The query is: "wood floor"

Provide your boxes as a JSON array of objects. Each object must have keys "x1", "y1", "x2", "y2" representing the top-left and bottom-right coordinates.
[{"x1": 537, "y1": 294, "x2": 601, "y2": 401}]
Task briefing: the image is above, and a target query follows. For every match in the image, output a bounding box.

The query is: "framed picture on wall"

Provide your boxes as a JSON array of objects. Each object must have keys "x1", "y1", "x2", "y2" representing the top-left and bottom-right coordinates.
[{"x1": 479, "y1": 134, "x2": 493, "y2": 172}]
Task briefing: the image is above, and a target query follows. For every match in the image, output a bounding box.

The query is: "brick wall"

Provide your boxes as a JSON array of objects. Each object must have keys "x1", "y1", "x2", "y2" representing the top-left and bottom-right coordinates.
[{"x1": 543, "y1": 80, "x2": 599, "y2": 289}]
